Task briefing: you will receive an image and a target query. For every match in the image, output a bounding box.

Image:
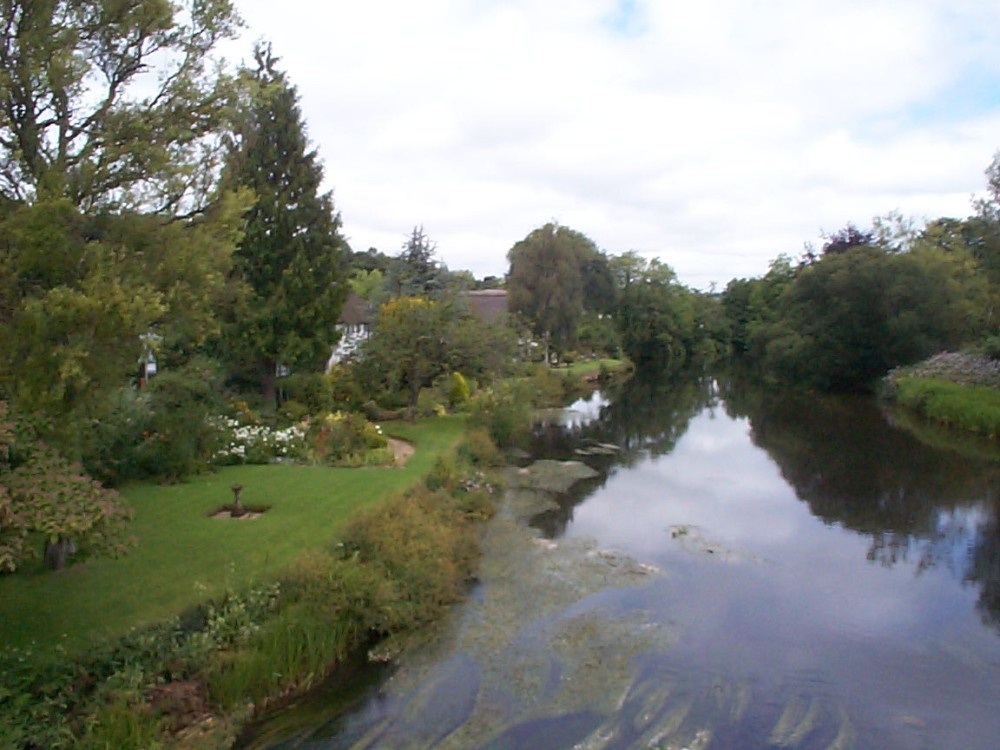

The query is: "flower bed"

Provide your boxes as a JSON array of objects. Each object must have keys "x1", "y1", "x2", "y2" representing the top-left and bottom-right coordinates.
[{"x1": 213, "y1": 418, "x2": 309, "y2": 465}]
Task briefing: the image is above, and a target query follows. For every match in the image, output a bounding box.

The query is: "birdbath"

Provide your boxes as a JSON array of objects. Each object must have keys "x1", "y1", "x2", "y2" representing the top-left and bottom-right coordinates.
[{"x1": 230, "y1": 483, "x2": 245, "y2": 517}]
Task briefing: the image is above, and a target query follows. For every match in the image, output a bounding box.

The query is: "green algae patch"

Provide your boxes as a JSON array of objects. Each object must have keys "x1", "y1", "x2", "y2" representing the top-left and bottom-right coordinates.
[{"x1": 326, "y1": 466, "x2": 674, "y2": 750}]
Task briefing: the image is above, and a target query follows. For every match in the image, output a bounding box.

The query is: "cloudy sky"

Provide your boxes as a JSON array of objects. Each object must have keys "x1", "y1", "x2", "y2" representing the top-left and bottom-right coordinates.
[{"x1": 227, "y1": 0, "x2": 1000, "y2": 289}]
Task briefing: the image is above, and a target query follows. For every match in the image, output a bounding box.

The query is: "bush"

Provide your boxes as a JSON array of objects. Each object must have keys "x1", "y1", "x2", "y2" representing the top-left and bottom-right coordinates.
[
  {"x1": 340, "y1": 488, "x2": 478, "y2": 630},
  {"x1": 468, "y1": 384, "x2": 531, "y2": 449},
  {"x1": 79, "y1": 387, "x2": 151, "y2": 486},
  {"x1": 415, "y1": 387, "x2": 446, "y2": 418},
  {"x1": 134, "y1": 359, "x2": 225, "y2": 481},
  {"x1": 213, "y1": 417, "x2": 308, "y2": 465},
  {"x1": 457, "y1": 427, "x2": 502, "y2": 468},
  {"x1": 981, "y1": 336, "x2": 1000, "y2": 362},
  {"x1": 309, "y1": 411, "x2": 387, "y2": 466},
  {"x1": 448, "y1": 371, "x2": 470, "y2": 407},
  {"x1": 425, "y1": 454, "x2": 461, "y2": 493},
  {"x1": 280, "y1": 372, "x2": 335, "y2": 415}
]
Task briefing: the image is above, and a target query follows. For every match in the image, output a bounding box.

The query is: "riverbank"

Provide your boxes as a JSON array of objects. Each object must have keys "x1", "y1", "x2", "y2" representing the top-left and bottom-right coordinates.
[
  {"x1": 1, "y1": 365, "x2": 624, "y2": 749},
  {"x1": 884, "y1": 351, "x2": 1000, "y2": 439},
  {"x1": 0, "y1": 417, "x2": 479, "y2": 749}
]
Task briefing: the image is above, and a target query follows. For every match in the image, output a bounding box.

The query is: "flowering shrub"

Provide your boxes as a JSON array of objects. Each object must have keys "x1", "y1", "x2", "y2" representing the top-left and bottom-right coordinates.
[
  {"x1": 310, "y1": 411, "x2": 388, "y2": 466},
  {"x1": 213, "y1": 418, "x2": 308, "y2": 465}
]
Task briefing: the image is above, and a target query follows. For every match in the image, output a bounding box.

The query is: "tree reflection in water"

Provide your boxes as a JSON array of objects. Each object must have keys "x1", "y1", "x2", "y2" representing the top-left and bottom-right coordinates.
[
  {"x1": 532, "y1": 372, "x2": 1000, "y2": 631},
  {"x1": 720, "y1": 377, "x2": 1000, "y2": 631},
  {"x1": 528, "y1": 371, "x2": 716, "y2": 537}
]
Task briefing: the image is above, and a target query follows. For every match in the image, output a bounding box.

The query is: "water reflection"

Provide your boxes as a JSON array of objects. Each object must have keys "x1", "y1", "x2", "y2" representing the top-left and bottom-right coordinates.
[
  {"x1": 719, "y1": 380, "x2": 1000, "y2": 631},
  {"x1": 530, "y1": 372, "x2": 717, "y2": 537}
]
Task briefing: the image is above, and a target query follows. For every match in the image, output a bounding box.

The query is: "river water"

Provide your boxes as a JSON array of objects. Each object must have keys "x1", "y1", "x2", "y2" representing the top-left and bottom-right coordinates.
[{"x1": 249, "y1": 375, "x2": 1000, "y2": 749}]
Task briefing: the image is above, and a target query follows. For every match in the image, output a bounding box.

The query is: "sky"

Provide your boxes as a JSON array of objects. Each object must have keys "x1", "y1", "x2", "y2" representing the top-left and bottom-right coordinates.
[{"x1": 225, "y1": 0, "x2": 1000, "y2": 290}]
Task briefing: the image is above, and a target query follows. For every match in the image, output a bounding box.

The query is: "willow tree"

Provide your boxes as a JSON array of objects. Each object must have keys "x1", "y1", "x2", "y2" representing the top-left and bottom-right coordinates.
[
  {"x1": 507, "y1": 223, "x2": 597, "y2": 363},
  {"x1": 221, "y1": 45, "x2": 349, "y2": 405}
]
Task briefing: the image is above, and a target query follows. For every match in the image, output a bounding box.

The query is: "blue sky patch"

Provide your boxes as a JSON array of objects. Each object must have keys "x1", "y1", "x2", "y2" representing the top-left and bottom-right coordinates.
[{"x1": 604, "y1": 0, "x2": 646, "y2": 37}]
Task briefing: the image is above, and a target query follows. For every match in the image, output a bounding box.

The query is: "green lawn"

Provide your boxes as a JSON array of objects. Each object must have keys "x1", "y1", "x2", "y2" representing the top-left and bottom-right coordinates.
[
  {"x1": 0, "y1": 416, "x2": 465, "y2": 652},
  {"x1": 564, "y1": 358, "x2": 631, "y2": 377}
]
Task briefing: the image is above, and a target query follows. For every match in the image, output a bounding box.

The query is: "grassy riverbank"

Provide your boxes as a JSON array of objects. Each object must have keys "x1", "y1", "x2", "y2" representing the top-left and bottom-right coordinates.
[
  {"x1": 0, "y1": 416, "x2": 478, "y2": 749},
  {"x1": 0, "y1": 366, "x2": 618, "y2": 749},
  {"x1": 885, "y1": 352, "x2": 1000, "y2": 439}
]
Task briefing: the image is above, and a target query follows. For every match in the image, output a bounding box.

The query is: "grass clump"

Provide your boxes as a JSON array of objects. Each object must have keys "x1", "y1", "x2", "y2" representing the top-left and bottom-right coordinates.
[{"x1": 892, "y1": 376, "x2": 1000, "y2": 438}]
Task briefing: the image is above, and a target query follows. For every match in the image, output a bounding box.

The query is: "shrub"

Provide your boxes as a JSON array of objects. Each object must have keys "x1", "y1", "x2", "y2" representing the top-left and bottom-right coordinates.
[
  {"x1": 415, "y1": 387, "x2": 446, "y2": 418},
  {"x1": 448, "y1": 371, "x2": 470, "y2": 408},
  {"x1": 280, "y1": 372, "x2": 335, "y2": 415},
  {"x1": 309, "y1": 412, "x2": 387, "y2": 466},
  {"x1": 133, "y1": 359, "x2": 225, "y2": 481},
  {"x1": 79, "y1": 387, "x2": 151, "y2": 485},
  {"x1": 425, "y1": 454, "x2": 461, "y2": 493},
  {"x1": 981, "y1": 336, "x2": 1000, "y2": 362},
  {"x1": 468, "y1": 384, "x2": 531, "y2": 449},
  {"x1": 278, "y1": 399, "x2": 310, "y2": 424},
  {"x1": 457, "y1": 427, "x2": 502, "y2": 468},
  {"x1": 213, "y1": 417, "x2": 308, "y2": 465},
  {"x1": 340, "y1": 488, "x2": 478, "y2": 631}
]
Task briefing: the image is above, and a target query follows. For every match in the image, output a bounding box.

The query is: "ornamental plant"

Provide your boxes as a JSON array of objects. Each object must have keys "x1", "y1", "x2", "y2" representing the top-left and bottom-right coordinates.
[
  {"x1": 213, "y1": 417, "x2": 309, "y2": 465},
  {"x1": 0, "y1": 402, "x2": 134, "y2": 572},
  {"x1": 309, "y1": 411, "x2": 388, "y2": 466}
]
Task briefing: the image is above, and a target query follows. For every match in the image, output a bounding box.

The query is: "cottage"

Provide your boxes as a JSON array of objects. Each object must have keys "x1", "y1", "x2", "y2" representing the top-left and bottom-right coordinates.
[{"x1": 328, "y1": 293, "x2": 375, "y2": 368}]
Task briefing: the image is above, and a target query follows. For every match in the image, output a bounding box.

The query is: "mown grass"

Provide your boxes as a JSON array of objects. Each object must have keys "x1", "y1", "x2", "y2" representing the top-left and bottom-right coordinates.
[
  {"x1": 893, "y1": 376, "x2": 1000, "y2": 439},
  {"x1": 564, "y1": 358, "x2": 631, "y2": 378},
  {"x1": 0, "y1": 416, "x2": 466, "y2": 652}
]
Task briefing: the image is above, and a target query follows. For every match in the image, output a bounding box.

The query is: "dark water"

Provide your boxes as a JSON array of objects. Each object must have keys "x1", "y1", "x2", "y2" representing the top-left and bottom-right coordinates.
[{"x1": 251, "y1": 375, "x2": 1000, "y2": 749}]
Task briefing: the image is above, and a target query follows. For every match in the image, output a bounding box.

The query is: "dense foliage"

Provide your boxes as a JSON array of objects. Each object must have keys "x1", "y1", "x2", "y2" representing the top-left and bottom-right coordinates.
[
  {"x1": 507, "y1": 223, "x2": 594, "y2": 361},
  {"x1": 0, "y1": 0, "x2": 242, "y2": 213},
  {"x1": 0, "y1": 401, "x2": 134, "y2": 571},
  {"x1": 220, "y1": 44, "x2": 350, "y2": 405},
  {"x1": 356, "y1": 295, "x2": 516, "y2": 411},
  {"x1": 724, "y1": 226, "x2": 991, "y2": 391}
]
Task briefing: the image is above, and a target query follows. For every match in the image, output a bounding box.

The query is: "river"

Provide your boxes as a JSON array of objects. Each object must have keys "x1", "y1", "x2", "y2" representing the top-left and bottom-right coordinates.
[{"x1": 245, "y1": 374, "x2": 1000, "y2": 749}]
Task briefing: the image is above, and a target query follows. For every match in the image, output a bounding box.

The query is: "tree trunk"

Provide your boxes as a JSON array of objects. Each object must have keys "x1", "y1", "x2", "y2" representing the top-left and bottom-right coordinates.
[
  {"x1": 44, "y1": 537, "x2": 77, "y2": 570},
  {"x1": 261, "y1": 359, "x2": 277, "y2": 411},
  {"x1": 407, "y1": 377, "x2": 420, "y2": 422}
]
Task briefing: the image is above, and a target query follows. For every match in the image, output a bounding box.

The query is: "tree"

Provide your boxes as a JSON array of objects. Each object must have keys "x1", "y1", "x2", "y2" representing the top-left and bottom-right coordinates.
[
  {"x1": 760, "y1": 244, "x2": 987, "y2": 390},
  {"x1": 614, "y1": 256, "x2": 701, "y2": 370},
  {"x1": 0, "y1": 0, "x2": 242, "y2": 214},
  {"x1": 722, "y1": 255, "x2": 798, "y2": 359},
  {"x1": 221, "y1": 44, "x2": 349, "y2": 405},
  {"x1": 578, "y1": 246, "x2": 617, "y2": 314},
  {"x1": 0, "y1": 194, "x2": 246, "y2": 442},
  {"x1": 362, "y1": 296, "x2": 449, "y2": 412},
  {"x1": 389, "y1": 225, "x2": 443, "y2": 297},
  {"x1": 821, "y1": 224, "x2": 875, "y2": 256},
  {"x1": 507, "y1": 223, "x2": 594, "y2": 362},
  {"x1": 358, "y1": 296, "x2": 515, "y2": 413},
  {"x1": 0, "y1": 401, "x2": 133, "y2": 572}
]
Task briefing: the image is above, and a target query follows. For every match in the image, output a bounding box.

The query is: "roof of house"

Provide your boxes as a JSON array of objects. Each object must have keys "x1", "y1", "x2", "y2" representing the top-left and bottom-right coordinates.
[
  {"x1": 338, "y1": 293, "x2": 375, "y2": 326},
  {"x1": 464, "y1": 289, "x2": 508, "y2": 323}
]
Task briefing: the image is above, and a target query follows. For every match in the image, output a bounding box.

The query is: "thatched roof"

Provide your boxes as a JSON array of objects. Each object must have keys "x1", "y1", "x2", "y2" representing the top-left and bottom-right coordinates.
[
  {"x1": 338, "y1": 293, "x2": 375, "y2": 326},
  {"x1": 464, "y1": 289, "x2": 508, "y2": 323}
]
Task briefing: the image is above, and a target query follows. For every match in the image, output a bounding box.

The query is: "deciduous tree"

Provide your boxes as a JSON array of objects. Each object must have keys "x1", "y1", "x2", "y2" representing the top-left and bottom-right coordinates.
[
  {"x1": 507, "y1": 223, "x2": 593, "y2": 362},
  {"x1": 0, "y1": 0, "x2": 242, "y2": 214}
]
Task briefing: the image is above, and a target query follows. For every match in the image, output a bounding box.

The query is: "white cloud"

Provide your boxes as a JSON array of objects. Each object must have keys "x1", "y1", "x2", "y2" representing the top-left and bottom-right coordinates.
[{"x1": 226, "y1": 0, "x2": 1000, "y2": 288}]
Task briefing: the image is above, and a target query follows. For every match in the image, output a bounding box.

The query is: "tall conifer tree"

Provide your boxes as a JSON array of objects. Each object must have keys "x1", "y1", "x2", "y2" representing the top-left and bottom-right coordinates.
[{"x1": 223, "y1": 44, "x2": 349, "y2": 404}]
